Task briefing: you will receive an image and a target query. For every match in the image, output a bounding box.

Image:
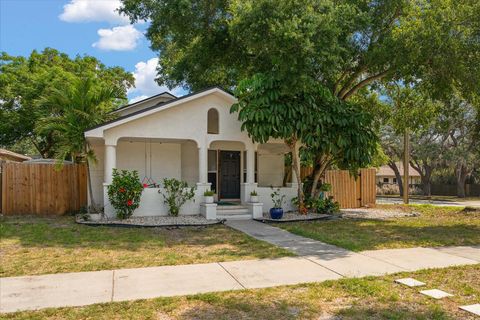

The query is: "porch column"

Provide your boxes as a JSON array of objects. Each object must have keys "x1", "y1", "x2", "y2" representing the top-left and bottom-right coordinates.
[
  {"x1": 246, "y1": 147, "x2": 255, "y2": 183},
  {"x1": 104, "y1": 144, "x2": 116, "y2": 184},
  {"x1": 198, "y1": 146, "x2": 208, "y2": 184}
]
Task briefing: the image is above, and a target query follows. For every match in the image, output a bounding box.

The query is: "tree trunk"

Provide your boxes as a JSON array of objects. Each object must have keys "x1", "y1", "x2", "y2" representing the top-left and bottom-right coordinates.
[
  {"x1": 86, "y1": 159, "x2": 98, "y2": 212},
  {"x1": 410, "y1": 161, "x2": 432, "y2": 197},
  {"x1": 420, "y1": 167, "x2": 432, "y2": 197},
  {"x1": 388, "y1": 161, "x2": 403, "y2": 197},
  {"x1": 286, "y1": 138, "x2": 304, "y2": 208},
  {"x1": 84, "y1": 145, "x2": 98, "y2": 213},
  {"x1": 455, "y1": 163, "x2": 468, "y2": 198},
  {"x1": 310, "y1": 154, "x2": 332, "y2": 198},
  {"x1": 283, "y1": 166, "x2": 292, "y2": 186}
]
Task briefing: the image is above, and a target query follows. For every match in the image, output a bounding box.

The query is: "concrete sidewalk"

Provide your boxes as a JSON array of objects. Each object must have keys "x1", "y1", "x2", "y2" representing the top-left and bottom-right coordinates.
[{"x1": 1, "y1": 221, "x2": 479, "y2": 313}]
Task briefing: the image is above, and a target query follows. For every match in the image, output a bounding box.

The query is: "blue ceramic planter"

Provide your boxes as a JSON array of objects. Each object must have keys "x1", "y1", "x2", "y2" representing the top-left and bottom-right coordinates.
[{"x1": 270, "y1": 207, "x2": 284, "y2": 219}]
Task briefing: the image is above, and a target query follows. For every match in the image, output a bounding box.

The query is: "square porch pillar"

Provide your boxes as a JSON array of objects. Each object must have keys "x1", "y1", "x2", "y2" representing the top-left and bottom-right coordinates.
[
  {"x1": 246, "y1": 147, "x2": 255, "y2": 184},
  {"x1": 104, "y1": 144, "x2": 117, "y2": 184},
  {"x1": 241, "y1": 146, "x2": 257, "y2": 204},
  {"x1": 198, "y1": 146, "x2": 208, "y2": 184}
]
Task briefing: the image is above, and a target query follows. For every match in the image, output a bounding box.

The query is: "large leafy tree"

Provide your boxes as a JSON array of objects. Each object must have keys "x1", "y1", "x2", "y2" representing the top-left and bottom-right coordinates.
[
  {"x1": 36, "y1": 76, "x2": 123, "y2": 210},
  {"x1": 121, "y1": 0, "x2": 480, "y2": 98},
  {"x1": 379, "y1": 85, "x2": 441, "y2": 196},
  {"x1": 0, "y1": 48, "x2": 134, "y2": 157},
  {"x1": 233, "y1": 74, "x2": 378, "y2": 206},
  {"x1": 121, "y1": 0, "x2": 480, "y2": 198},
  {"x1": 437, "y1": 95, "x2": 480, "y2": 197}
]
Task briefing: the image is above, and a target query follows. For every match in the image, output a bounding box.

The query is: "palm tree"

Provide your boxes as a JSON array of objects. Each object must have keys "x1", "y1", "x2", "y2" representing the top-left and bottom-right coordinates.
[{"x1": 36, "y1": 76, "x2": 121, "y2": 212}]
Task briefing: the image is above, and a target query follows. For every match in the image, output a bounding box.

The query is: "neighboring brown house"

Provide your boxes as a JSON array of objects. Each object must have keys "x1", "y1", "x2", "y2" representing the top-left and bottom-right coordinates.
[
  {"x1": 0, "y1": 148, "x2": 31, "y2": 162},
  {"x1": 376, "y1": 162, "x2": 421, "y2": 185}
]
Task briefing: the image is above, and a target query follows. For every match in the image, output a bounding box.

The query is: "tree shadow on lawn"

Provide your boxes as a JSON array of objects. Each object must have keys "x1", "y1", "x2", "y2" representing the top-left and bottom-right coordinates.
[
  {"x1": 280, "y1": 219, "x2": 480, "y2": 251},
  {"x1": 0, "y1": 215, "x2": 286, "y2": 255},
  {"x1": 176, "y1": 296, "x2": 454, "y2": 320}
]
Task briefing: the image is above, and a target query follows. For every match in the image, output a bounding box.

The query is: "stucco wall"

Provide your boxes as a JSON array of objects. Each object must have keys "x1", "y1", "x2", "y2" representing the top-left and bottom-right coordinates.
[
  {"x1": 257, "y1": 153, "x2": 285, "y2": 187},
  {"x1": 89, "y1": 143, "x2": 105, "y2": 206},
  {"x1": 102, "y1": 94, "x2": 253, "y2": 148}
]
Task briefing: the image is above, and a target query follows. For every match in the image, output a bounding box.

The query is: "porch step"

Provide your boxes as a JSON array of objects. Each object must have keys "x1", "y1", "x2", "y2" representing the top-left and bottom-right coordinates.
[{"x1": 216, "y1": 205, "x2": 252, "y2": 220}]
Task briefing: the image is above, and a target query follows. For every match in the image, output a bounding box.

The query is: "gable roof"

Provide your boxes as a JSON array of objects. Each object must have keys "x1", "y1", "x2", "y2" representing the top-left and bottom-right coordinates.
[
  {"x1": 111, "y1": 91, "x2": 177, "y2": 115},
  {"x1": 85, "y1": 86, "x2": 236, "y2": 137},
  {"x1": 376, "y1": 162, "x2": 421, "y2": 177}
]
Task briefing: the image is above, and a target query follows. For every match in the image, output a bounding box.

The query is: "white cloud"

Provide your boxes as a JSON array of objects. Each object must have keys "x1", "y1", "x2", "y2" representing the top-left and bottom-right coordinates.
[
  {"x1": 130, "y1": 58, "x2": 163, "y2": 96},
  {"x1": 92, "y1": 25, "x2": 142, "y2": 51},
  {"x1": 59, "y1": 0, "x2": 129, "y2": 24},
  {"x1": 128, "y1": 58, "x2": 184, "y2": 101}
]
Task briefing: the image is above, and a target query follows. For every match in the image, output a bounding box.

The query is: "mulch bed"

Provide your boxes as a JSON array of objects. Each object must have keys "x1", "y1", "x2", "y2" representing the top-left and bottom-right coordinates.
[
  {"x1": 76, "y1": 215, "x2": 224, "y2": 228},
  {"x1": 254, "y1": 211, "x2": 332, "y2": 223}
]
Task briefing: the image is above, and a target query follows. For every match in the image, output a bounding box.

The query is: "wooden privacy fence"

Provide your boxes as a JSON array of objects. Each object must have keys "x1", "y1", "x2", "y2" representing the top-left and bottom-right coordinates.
[
  {"x1": 1, "y1": 162, "x2": 87, "y2": 215},
  {"x1": 301, "y1": 167, "x2": 376, "y2": 208}
]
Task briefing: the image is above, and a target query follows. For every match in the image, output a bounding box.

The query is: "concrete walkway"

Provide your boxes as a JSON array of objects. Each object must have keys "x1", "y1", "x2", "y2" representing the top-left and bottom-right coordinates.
[
  {"x1": 226, "y1": 220, "x2": 480, "y2": 276},
  {"x1": 1, "y1": 221, "x2": 479, "y2": 313}
]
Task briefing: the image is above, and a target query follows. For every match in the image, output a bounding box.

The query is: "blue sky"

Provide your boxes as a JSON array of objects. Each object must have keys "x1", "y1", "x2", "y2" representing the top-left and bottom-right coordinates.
[{"x1": 0, "y1": 0, "x2": 184, "y2": 101}]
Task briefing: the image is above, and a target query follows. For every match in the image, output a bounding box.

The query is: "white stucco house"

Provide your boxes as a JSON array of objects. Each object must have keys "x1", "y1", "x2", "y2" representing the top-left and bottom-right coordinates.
[{"x1": 84, "y1": 87, "x2": 299, "y2": 220}]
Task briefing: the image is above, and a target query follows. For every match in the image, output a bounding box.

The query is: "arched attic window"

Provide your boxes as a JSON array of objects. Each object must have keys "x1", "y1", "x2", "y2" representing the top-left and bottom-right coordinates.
[{"x1": 207, "y1": 108, "x2": 219, "y2": 134}]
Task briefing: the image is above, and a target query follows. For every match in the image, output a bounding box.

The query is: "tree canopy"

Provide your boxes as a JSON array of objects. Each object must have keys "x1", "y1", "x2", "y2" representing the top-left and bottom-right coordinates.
[
  {"x1": 233, "y1": 73, "x2": 378, "y2": 204},
  {"x1": 121, "y1": 0, "x2": 480, "y2": 99},
  {"x1": 0, "y1": 48, "x2": 134, "y2": 157}
]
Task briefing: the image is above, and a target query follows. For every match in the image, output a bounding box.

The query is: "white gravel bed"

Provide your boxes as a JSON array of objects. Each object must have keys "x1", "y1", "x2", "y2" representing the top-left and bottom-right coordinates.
[
  {"x1": 340, "y1": 208, "x2": 420, "y2": 220},
  {"x1": 255, "y1": 211, "x2": 332, "y2": 222},
  {"x1": 76, "y1": 215, "x2": 223, "y2": 227}
]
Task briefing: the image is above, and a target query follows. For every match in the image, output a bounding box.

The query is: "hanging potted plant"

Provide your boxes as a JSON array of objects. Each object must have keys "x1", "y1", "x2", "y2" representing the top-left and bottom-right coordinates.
[
  {"x1": 270, "y1": 188, "x2": 286, "y2": 219},
  {"x1": 204, "y1": 190, "x2": 215, "y2": 204},
  {"x1": 250, "y1": 190, "x2": 259, "y2": 203}
]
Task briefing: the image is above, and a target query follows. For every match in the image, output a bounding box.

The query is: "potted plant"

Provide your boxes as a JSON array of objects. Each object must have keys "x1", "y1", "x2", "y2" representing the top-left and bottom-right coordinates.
[
  {"x1": 204, "y1": 190, "x2": 215, "y2": 204},
  {"x1": 270, "y1": 188, "x2": 286, "y2": 219},
  {"x1": 250, "y1": 190, "x2": 258, "y2": 203}
]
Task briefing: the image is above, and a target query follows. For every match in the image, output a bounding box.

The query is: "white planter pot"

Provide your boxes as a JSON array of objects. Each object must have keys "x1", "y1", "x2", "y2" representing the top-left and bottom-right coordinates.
[
  {"x1": 250, "y1": 195, "x2": 259, "y2": 203},
  {"x1": 204, "y1": 196, "x2": 214, "y2": 204},
  {"x1": 88, "y1": 213, "x2": 102, "y2": 221}
]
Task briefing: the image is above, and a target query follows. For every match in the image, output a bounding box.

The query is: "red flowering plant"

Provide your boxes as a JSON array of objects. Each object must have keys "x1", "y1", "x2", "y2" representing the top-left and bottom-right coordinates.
[{"x1": 107, "y1": 169, "x2": 144, "y2": 219}]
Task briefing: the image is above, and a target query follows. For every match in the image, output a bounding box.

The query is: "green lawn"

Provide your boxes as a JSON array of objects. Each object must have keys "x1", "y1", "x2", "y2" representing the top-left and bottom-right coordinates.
[
  {"x1": 0, "y1": 216, "x2": 293, "y2": 277},
  {"x1": 4, "y1": 264, "x2": 479, "y2": 319},
  {"x1": 276, "y1": 205, "x2": 480, "y2": 251}
]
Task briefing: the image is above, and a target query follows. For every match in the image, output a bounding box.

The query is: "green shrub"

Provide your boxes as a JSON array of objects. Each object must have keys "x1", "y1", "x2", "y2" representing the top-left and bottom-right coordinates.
[
  {"x1": 107, "y1": 169, "x2": 144, "y2": 219},
  {"x1": 204, "y1": 190, "x2": 215, "y2": 196},
  {"x1": 250, "y1": 190, "x2": 258, "y2": 196},
  {"x1": 292, "y1": 194, "x2": 340, "y2": 214},
  {"x1": 159, "y1": 178, "x2": 196, "y2": 216}
]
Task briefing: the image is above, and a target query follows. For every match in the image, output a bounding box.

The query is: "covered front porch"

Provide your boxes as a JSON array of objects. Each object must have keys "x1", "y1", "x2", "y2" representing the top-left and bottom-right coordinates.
[{"x1": 94, "y1": 137, "x2": 300, "y2": 219}]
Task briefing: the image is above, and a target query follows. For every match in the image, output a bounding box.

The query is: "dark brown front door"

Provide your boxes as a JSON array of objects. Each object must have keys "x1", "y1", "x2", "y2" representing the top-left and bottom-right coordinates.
[{"x1": 219, "y1": 151, "x2": 240, "y2": 199}]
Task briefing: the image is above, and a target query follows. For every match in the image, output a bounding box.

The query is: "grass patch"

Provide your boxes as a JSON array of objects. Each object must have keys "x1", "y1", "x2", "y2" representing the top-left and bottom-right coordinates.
[
  {"x1": 0, "y1": 215, "x2": 293, "y2": 277},
  {"x1": 4, "y1": 264, "x2": 479, "y2": 319},
  {"x1": 276, "y1": 205, "x2": 480, "y2": 251}
]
